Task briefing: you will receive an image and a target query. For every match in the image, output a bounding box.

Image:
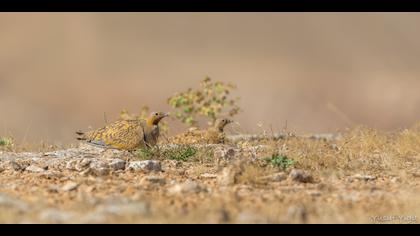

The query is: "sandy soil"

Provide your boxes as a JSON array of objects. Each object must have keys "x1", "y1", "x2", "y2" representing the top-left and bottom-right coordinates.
[{"x1": 1, "y1": 130, "x2": 419, "y2": 224}]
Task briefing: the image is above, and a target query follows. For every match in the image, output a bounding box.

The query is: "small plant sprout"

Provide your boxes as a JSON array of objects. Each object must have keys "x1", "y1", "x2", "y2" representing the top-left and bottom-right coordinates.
[
  {"x1": 136, "y1": 147, "x2": 159, "y2": 160},
  {"x1": 163, "y1": 145, "x2": 198, "y2": 162},
  {"x1": 136, "y1": 145, "x2": 198, "y2": 162},
  {"x1": 265, "y1": 154, "x2": 295, "y2": 170},
  {"x1": 0, "y1": 137, "x2": 14, "y2": 151}
]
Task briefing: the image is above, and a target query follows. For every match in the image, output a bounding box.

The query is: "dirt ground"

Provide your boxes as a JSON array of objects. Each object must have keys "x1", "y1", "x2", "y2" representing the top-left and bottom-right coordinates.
[{"x1": 0, "y1": 126, "x2": 419, "y2": 224}]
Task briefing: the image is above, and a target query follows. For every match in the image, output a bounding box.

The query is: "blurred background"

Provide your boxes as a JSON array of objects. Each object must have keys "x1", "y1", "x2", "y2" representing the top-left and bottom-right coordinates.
[{"x1": 0, "y1": 13, "x2": 419, "y2": 145}]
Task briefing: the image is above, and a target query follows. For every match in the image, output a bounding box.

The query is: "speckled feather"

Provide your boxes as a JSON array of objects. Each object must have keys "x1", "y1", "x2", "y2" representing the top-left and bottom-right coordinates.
[
  {"x1": 77, "y1": 112, "x2": 168, "y2": 151},
  {"x1": 79, "y1": 120, "x2": 147, "y2": 150}
]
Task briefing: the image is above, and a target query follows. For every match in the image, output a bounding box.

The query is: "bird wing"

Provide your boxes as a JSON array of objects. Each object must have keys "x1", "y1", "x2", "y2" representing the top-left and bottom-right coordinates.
[{"x1": 83, "y1": 120, "x2": 146, "y2": 150}]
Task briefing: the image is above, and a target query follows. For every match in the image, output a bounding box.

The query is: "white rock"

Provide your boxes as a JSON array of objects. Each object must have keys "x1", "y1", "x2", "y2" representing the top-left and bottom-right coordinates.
[
  {"x1": 167, "y1": 180, "x2": 204, "y2": 195},
  {"x1": 25, "y1": 165, "x2": 46, "y2": 173},
  {"x1": 61, "y1": 182, "x2": 79, "y2": 192},
  {"x1": 200, "y1": 173, "x2": 218, "y2": 179},
  {"x1": 65, "y1": 160, "x2": 78, "y2": 170},
  {"x1": 128, "y1": 160, "x2": 161, "y2": 172}
]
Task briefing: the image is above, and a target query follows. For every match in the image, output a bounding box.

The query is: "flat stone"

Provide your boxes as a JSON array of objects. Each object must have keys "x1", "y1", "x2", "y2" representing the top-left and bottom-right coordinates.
[
  {"x1": 25, "y1": 165, "x2": 46, "y2": 173},
  {"x1": 108, "y1": 159, "x2": 126, "y2": 171}
]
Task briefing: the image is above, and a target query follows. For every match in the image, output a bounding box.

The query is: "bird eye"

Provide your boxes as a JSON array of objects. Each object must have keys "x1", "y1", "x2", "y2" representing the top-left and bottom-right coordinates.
[{"x1": 155, "y1": 112, "x2": 159, "y2": 116}]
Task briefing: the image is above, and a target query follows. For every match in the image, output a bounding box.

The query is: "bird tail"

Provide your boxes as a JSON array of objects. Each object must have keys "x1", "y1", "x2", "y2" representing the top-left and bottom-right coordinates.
[{"x1": 75, "y1": 130, "x2": 86, "y2": 140}]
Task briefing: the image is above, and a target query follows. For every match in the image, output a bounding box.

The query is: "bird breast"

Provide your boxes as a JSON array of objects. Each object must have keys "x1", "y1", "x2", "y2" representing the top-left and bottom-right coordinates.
[{"x1": 144, "y1": 125, "x2": 160, "y2": 146}]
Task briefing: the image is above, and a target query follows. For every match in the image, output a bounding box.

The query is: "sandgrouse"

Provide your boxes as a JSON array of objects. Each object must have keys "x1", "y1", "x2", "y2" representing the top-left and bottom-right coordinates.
[
  {"x1": 76, "y1": 111, "x2": 168, "y2": 151},
  {"x1": 170, "y1": 118, "x2": 233, "y2": 144}
]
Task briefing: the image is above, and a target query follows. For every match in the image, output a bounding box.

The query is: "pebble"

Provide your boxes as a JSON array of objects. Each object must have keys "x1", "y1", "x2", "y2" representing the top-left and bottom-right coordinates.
[
  {"x1": 236, "y1": 211, "x2": 268, "y2": 224},
  {"x1": 142, "y1": 175, "x2": 166, "y2": 185},
  {"x1": 90, "y1": 161, "x2": 110, "y2": 176},
  {"x1": 214, "y1": 147, "x2": 236, "y2": 161},
  {"x1": 108, "y1": 159, "x2": 126, "y2": 171},
  {"x1": 287, "y1": 205, "x2": 308, "y2": 223},
  {"x1": 349, "y1": 174, "x2": 377, "y2": 182},
  {"x1": 75, "y1": 158, "x2": 91, "y2": 171},
  {"x1": 96, "y1": 202, "x2": 150, "y2": 216},
  {"x1": 10, "y1": 161, "x2": 24, "y2": 171},
  {"x1": 39, "y1": 170, "x2": 64, "y2": 179},
  {"x1": 289, "y1": 169, "x2": 314, "y2": 183},
  {"x1": 200, "y1": 173, "x2": 218, "y2": 179},
  {"x1": 217, "y1": 166, "x2": 242, "y2": 186},
  {"x1": 39, "y1": 209, "x2": 76, "y2": 223},
  {"x1": 260, "y1": 172, "x2": 287, "y2": 182},
  {"x1": 61, "y1": 182, "x2": 79, "y2": 192},
  {"x1": 65, "y1": 160, "x2": 78, "y2": 171},
  {"x1": 128, "y1": 160, "x2": 161, "y2": 172},
  {"x1": 167, "y1": 180, "x2": 204, "y2": 195}
]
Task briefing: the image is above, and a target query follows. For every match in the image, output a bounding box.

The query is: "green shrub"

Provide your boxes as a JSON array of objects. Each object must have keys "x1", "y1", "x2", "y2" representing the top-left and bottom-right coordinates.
[
  {"x1": 163, "y1": 145, "x2": 198, "y2": 162},
  {"x1": 167, "y1": 77, "x2": 241, "y2": 127},
  {"x1": 0, "y1": 137, "x2": 14, "y2": 151}
]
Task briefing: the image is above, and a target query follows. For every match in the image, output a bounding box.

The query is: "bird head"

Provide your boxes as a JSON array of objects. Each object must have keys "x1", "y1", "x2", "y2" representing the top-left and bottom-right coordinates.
[
  {"x1": 214, "y1": 118, "x2": 233, "y2": 132},
  {"x1": 147, "y1": 111, "x2": 169, "y2": 126}
]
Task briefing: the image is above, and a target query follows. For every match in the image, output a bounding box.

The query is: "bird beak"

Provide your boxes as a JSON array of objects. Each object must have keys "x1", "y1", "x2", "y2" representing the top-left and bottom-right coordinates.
[{"x1": 163, "y1": 113, "x2": 169, "y2": 117}]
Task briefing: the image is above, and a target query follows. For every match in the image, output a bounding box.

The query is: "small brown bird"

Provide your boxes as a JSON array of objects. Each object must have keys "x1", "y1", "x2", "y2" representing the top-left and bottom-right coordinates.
[
  {"x1": 170, "y1": 118, "x2": 233, "y2": 144},
  {"x1": 76, "y1": 111, "x2": 169, "y2": 150}
]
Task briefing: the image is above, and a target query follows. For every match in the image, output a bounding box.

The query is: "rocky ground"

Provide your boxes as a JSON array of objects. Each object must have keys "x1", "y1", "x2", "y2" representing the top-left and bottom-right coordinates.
[{"x1": 0, "y1": 131, "x2": 419, "y2": 224}]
